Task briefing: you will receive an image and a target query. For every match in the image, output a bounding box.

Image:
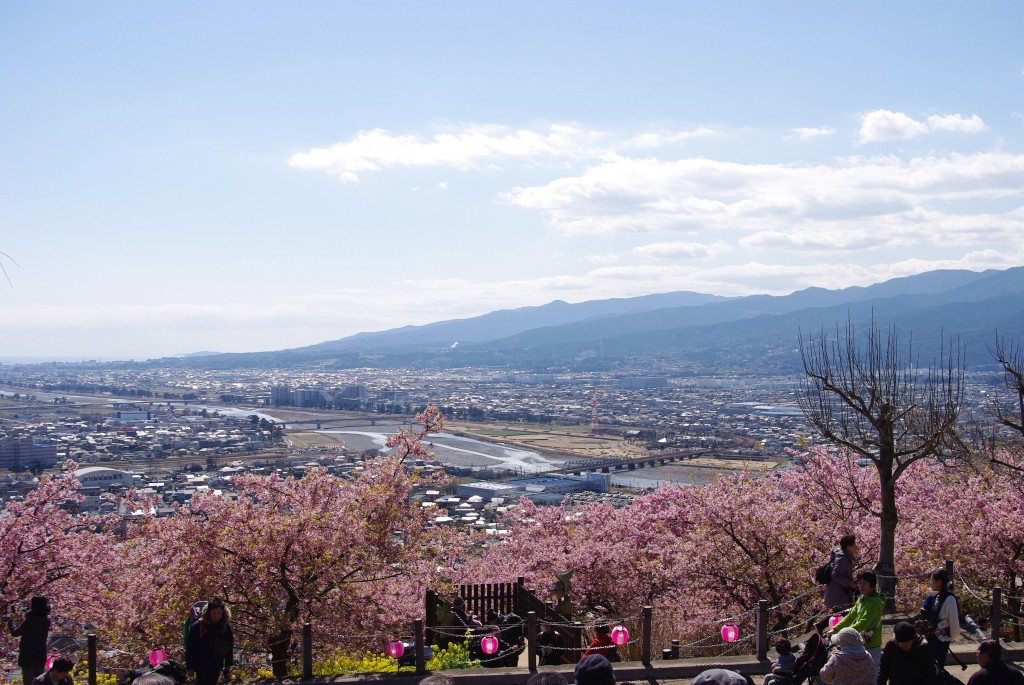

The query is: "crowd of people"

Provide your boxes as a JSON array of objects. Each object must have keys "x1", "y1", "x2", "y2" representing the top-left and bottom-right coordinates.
[
  {"x1": 816, "y1": 534, "x2": 1022, "y2": 685},
  {"x1": 4, "y1": 595, "x2": 233, "y2": 685},
  {"x1": 5, "y1": 541, "x2": 1022, "y2": 685}
]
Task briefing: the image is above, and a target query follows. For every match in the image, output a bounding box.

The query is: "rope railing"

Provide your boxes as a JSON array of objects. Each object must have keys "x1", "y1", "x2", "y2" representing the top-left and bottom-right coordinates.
[{"x1": 34, "y1": 561, "x2": 1021, "y2": 680}]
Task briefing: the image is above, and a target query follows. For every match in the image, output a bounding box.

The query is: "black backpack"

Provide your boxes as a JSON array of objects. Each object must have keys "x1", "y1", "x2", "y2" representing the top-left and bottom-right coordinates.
[{"x1": 815, "y1": 551, "x2": 835, "y2": 585}]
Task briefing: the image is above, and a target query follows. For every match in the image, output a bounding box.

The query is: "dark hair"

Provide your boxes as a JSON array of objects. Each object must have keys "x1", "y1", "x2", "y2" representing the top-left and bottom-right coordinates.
[
  {"x1": 931, "y1": 569, "x2": 953, "y2": 595},
  {"x1": 839, "y1": 534, "x2": 856, "y2": 551},
  {"x1": 856, "y1": 570, "x2": 877, "y2": 588},
  {"x1": 775, "y1": 638, "x2": 792, "y2": 655},
  {"x1": 527, "y1": 674, "x2": 569, "y2": 685},
  {"x1": 978, "y1": 639, "x2": 1002, "y2": 661},
  {"x1": 52, "y1": 658, "x2": 75, "y2": 673},
  {"x1": 594, "y1": 624, "x2": 610, "y2": 634},
  {"x1": 207, "y1": 597, "x2": 224, "y2": 610},
  {"x1": 30, "y1": 596, "x2": 50, "y2": 616}
]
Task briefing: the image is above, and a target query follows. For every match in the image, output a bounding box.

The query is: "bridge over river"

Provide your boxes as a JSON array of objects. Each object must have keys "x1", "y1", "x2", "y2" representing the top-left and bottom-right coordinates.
[{"x1": 543, "y1": 448, "x2": 773, "y2": 476}]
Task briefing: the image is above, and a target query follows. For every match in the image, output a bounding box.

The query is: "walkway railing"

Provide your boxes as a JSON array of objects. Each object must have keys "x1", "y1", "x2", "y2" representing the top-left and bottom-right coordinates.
[{"x1": 53, "y1": 560, "x2": 1023, "y2": 679}]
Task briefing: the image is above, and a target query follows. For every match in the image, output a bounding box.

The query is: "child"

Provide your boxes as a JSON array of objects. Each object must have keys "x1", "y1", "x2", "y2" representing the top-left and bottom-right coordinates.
[{"x1": 763, "y1": 638, "x2": 797, "y2": 685}]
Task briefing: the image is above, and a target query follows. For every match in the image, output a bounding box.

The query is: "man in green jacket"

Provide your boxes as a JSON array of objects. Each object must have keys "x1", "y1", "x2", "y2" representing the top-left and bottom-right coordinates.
[{"x1": 828, "y1": 570, "x2": 886, "y2": 679}]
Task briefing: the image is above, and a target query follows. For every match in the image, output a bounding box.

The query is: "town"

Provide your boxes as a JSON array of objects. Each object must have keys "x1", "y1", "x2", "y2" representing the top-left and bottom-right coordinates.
[{"x1": 0, "y1": 361, "x2": 1001, "y2": 528}]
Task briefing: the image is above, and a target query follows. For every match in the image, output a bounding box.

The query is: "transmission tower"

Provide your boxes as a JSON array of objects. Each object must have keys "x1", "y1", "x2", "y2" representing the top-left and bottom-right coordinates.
[{"x1": 589, "y1": 385, "x2": 598, "y2": 435}]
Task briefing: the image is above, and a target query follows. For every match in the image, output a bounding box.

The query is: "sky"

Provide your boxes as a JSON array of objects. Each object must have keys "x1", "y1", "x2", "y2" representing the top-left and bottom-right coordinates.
[{"x1": 2, "y1": 1, "x2": 1023, "y2": 361}]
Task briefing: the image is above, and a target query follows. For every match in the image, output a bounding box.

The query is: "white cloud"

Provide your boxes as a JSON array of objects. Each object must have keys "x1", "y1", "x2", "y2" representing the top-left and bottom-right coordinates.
[
  {"x1": 625, "y1": 127, "x2": 715, "y2": 148},
  {"x1": 926, "y1": 113, "x2": 987, "y2": 134},
  {"x1": 501, "y1": 151, "x2": 1024, "y2": 248},
  {"x1": 438, "y1": 180, "x2": 449, "y2": 190},
  {"x1": 288, "y1": 124, "x2": 604, "y2": 182},
  {"x1": 858, "y1": 110, "x2": 931, "y2": 142},
  {"x1": 289, "y1": 123, "x2": 722, "y2": 183},
  {"x1": 633, "y1": 241, "x2": 732, "y2": 260},
  {"x1": 792, "y1": 127, "x2": 837, "y2": 140},
  {"x1": 858, "y1": 109, "x2": 987, "y2": 142}
]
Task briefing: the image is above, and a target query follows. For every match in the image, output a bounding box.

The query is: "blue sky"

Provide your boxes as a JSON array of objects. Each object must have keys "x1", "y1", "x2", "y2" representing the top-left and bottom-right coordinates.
[{"x1": 2, "y1": 1, "x2": 1023, "y2": 360}]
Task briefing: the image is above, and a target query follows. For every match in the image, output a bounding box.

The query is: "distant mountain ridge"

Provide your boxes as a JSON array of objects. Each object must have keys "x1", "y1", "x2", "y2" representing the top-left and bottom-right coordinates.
[
  {"x1": 165, "y1": 266, "x2": 1024, "y2": 372},
  {"x1": 299, "y1": 290, "x2": 729, "y2": 353}
]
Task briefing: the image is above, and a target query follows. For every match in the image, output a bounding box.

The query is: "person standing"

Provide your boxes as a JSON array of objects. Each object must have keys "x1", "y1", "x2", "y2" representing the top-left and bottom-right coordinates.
[
  {"x1": 877, "y1": 622, "x2": 935, "y2": 685},
  {"x1": 829, "y1": 571, "x2": 885, "y2": 679},
  {"x1": 917, "y1": 569, "x2": 961, "y2": 677},
  {"x1": 8, "y1": 596, "x2": 51, "y2": 685},
  {"x1": 185, "y1": 598, "x2": 234, "y2": 685},
  {"x1": 825, "y1": 535, "x2": 858, "y2": 611},
  {"x1": 583, "y1": 624, "x2": 618, "y2": 661},
  {"x1": 537, "y1": 623, "x2": 566, "y2": 666}
]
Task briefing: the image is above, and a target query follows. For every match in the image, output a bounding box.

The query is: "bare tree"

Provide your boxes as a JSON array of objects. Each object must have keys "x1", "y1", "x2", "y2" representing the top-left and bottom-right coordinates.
[
  {"x1": 990, "y1": 334, "x2": 1024, "y2": 448},
  {"x1": 798, "y1": 317, "x2": 965, "y2": 600}
]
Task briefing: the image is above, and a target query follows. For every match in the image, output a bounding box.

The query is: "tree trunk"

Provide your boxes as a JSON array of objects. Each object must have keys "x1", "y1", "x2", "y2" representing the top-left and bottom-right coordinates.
[
  {"x1": 268, "y1": 628, "x2": 293, "y2": 679},
  {"x1": 875, "y1": 463, "x2": 899, "y2": 612}
]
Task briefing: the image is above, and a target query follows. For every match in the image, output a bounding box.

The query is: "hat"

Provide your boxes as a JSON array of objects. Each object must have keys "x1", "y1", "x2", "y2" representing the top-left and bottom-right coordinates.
[
  {"x1": 893, "y1": 622, "x2": 917, "y2": 642},
  {"x1": 574, "y1": 654, "x2": 615, "y2": 685},
  {"x1": 690, "y1": 669, "x2": 749, "y2": 685},
  {"x1": 832, "y1": 627, "x2": 863, "y2": 648}
]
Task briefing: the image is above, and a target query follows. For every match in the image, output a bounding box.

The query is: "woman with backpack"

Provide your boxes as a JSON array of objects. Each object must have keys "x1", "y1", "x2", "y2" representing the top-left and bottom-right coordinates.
[
  {"x1": 917, "y1": 569, "x2": 961, "y2": 676},
  {"x1": 823, "y1": 534, "x2": 858, "y2": 611},
  {"x1": 185, "y1": 598, "x2": 234, "y2": 685}
]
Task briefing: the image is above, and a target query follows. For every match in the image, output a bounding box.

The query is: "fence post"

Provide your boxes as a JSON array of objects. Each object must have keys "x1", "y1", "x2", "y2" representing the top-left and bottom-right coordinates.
[
  {"x1": 517, "y1": 576, "x2": 526, "y2": 616},
  {"x1": 426, "y1": 589, "x2": 437, "y2": 638},
  {"x1": 945, "y1": 559, "x2": 954, "y2": 583},
  {"x1": 414, "y1": 618, "x2": 426, "y2": 675},
  {"x1": 990, "y1": 587, "x2": 1002, "y2": 642},
  {"x1": 641, "y1": 606, "x2": 653, "y2": 665},
  {"x1": 301, "y1": 622, "x2": 312, "y2": 680},
  {"x1": 87, "y1": 634, "x2": 97, "y2": 685},
  {"x1": 572, "y1": 621, "x2": 584, "y2": 664},
  {"x1": 756, "y1": 599, "x2": 769, "y2": 660},
  {"x1": 670, "y1": 639, "x2": 680, "y2": 660},
  {"x1": 526, "y1": 611, "x2": 538, "y2": 672}
]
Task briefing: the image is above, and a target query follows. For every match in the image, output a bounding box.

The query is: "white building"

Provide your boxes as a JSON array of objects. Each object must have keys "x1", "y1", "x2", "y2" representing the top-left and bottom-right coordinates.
[{"x1": 74, "y1": 466, "x2": 136, "y2": 489}]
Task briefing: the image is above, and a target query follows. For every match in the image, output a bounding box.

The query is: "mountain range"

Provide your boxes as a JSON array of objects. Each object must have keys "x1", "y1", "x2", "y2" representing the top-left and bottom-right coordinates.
[{"x1": 166, "y1": 266, "x2": 1024, "y2": 373}]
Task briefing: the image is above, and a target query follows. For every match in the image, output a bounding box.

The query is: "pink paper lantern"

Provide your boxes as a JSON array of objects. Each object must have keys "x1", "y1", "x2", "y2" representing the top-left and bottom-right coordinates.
[
  {"x1": 149, "y1": 649, "x2": 168, "y2": 667},
  {"x1": 721, "y1": 623, "x2": 739, "y2": 643},
  {"x1": 480, "y1": 633, "x2": 500, "y2": 655},
  {"x1": 385, "y1": 639, "x2": 405, "y2": 659},
  {"x1": 610, "y1": 625, "x2": 629, "y2": 646},
  {"x1": 829, "y1": 614, "x2": 843, "y2": 628}
]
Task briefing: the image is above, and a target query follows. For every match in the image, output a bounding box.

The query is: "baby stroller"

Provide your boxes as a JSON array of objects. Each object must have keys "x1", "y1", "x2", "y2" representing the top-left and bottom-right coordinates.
[{"x1": 786, "y1": 629, "x2": 832, "y2": 685}]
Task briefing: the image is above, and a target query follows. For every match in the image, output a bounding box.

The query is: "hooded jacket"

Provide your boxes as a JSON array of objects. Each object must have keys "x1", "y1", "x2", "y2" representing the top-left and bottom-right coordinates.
[{"x1": 820, "y1": 649, "x2": 876, "y2": 685}]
